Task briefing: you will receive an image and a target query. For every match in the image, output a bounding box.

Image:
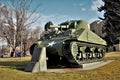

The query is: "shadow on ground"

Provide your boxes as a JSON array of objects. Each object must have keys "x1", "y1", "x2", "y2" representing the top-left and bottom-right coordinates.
[{"x1": 0, "y1": 61, "x2": 29, "y2": 71}]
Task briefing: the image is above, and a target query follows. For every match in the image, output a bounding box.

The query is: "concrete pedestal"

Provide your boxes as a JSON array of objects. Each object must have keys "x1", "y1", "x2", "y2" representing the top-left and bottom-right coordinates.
[{"x1": 25, "y1": 47, "x2": 47, "y2": 72}]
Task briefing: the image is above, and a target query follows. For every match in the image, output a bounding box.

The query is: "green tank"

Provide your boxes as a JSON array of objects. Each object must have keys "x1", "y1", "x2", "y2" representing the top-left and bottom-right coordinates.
[{"x1": 30, "y1": 20, "x2": 106, "y2": 67}]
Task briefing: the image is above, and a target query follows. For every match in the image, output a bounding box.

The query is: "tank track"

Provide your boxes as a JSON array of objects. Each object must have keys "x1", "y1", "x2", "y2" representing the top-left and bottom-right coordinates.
[{"x1": 63, "y1": 41, "x2": 106, "y2": 67}]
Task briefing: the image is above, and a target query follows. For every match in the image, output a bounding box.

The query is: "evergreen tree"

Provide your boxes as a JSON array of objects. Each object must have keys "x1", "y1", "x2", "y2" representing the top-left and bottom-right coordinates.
[{"x1": 98, "y1": 0, "x2": 120, "y2": 45}]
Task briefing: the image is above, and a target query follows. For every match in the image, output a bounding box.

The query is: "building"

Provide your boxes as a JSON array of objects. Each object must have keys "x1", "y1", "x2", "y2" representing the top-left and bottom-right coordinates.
[
  {"x1": 90, "y1": 20, "x2": 120, "y2": 52},
  {"x1": 90, "y1": 20, "x2": 105, "y2": 38}
]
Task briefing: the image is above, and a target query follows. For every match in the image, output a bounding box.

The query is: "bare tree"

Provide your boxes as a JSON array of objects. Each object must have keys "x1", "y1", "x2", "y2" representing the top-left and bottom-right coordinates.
[
  {"x1": 0, "y1": 0, "x2": 41, "y2": 52},
  {"x1": 25, "y1": 26, "x2": 42, "y2": 51}
]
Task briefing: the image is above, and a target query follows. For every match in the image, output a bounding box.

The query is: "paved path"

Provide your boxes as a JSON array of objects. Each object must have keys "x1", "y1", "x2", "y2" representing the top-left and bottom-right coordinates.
[{"x1": 46, "y1": 60, "x2": 114, "y2": 73}]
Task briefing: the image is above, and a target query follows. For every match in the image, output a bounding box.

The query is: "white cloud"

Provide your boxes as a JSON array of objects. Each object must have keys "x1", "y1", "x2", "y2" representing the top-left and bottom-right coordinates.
[
  {"x1": 39, "y1": 14, "x2": 69, "y2": 24},
  {"x1": 88, "y1": 17, "x2": 103, "y2": 24},
  {"x1": 40, "y1": 14, "x2": 67, "y2": 21},
  {"x1": 79, "y1": 3, "x2": 85, "y2": 6},
  {"x1": 91, "y1": 0, "x2": 104, "y2": 11},
  {"x1": 73, "y1": 1, "x2": 87, "y2": 11},
  {"x1": 29, "y1": 13, "x2": 69, "y2": 30},
  {"x1": 0, "y1": 3, "x2": 5, "y2": 8},
  {"x1": 73, "y1": 2, "x2": 87, "y2": 7},
  {"x1": 90, "y1": 0, "x2": 105, "y2": 21},
  {"x1": 88, "y1": 17, "x2": 99, "y2": 24},
  {"x1": 81, "y1": 7, "x2": 86, "y2": 11}
]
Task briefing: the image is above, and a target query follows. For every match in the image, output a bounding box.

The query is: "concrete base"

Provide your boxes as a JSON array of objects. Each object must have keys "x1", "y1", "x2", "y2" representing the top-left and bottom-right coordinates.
[
  {"x1": 82, "y1": 60, "x2": 114, "y2": 70},
  {"x1": 46, "y1": 60, "x2": 114, "y2": 73},
  {"x1": 25, "y1": 47, "x2": 47, "y2": 72}
]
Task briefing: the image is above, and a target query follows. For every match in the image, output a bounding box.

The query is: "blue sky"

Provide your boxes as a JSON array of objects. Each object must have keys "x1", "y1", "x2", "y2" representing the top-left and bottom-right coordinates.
[
  {"x1": 0, "y1": 0, "x2": 104, "y2": 27},
  {"x1": 39, "y1": 0, "x2": 104, "y2": 26}
]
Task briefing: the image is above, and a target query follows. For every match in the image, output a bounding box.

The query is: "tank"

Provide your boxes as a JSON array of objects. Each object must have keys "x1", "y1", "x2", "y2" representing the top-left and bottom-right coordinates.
[{"x1": 30, "y1": 20, "x2": 106, "y2": 67}]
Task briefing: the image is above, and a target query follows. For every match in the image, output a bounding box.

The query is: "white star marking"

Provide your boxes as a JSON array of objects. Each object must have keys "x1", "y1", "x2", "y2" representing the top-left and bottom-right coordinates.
[{"x1": 47, "y1": 41, "x2": 56, "y2": 47}]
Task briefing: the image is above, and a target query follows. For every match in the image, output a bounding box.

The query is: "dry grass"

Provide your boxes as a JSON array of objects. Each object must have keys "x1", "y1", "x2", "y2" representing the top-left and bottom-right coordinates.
[
  {"x1": 105, "y1": 51, "x2": 120, "y2": 57},
  {"x1": 0, "y1": 52, "x2": 120, "y2": 80},
  {"x1": 0, "y1": 56, "x2": 31, "y2": 61}
]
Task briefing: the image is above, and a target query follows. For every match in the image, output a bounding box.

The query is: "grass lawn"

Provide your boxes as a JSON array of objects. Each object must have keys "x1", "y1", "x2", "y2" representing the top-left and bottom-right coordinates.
[{"x1": 0, "y1": 52, "x2": 120, "y2": 80}]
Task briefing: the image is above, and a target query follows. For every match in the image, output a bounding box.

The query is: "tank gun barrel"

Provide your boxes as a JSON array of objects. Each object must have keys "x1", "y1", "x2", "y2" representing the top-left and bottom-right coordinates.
[{"x1": 50, "y1": 25, "x2": 69, "y2": 29}]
